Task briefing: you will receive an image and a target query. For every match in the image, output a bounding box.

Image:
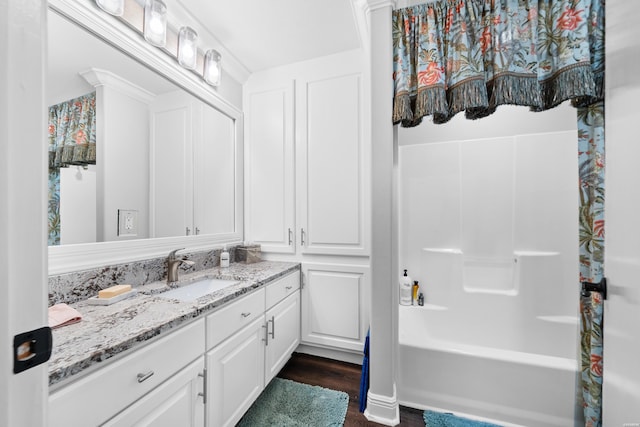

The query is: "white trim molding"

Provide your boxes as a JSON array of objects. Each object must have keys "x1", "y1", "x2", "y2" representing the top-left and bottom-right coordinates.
[
  {"x1": 80, "y1": 68, "x2": 155, "y2": 103},
  {"x1": 365, "y1": 388, "x2": 401, "y2": 426}
]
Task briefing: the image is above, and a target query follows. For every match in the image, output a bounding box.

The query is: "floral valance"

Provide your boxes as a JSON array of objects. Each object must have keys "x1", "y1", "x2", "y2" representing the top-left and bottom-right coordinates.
[
  {"x1": 392, "y1": 0, "x2": 605, "y2": 127},
  {"x1": 48, "y1": 91, "x2": 97, "y2": 170}
]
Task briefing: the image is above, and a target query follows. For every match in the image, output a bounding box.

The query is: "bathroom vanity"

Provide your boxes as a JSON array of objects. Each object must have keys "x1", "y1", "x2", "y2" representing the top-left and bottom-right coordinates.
[{"x1": 48, "y1": 261, "x2": 300, "y2": 427}]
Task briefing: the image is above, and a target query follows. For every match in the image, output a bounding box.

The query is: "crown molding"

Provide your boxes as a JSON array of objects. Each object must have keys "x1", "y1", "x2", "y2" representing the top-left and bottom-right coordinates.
[
  {"x1": 350, "y1": 0, "x2": 396, "y2": 52},
  {"x1": 80, "y1": 68, "x2": 155, "y2": 104}
]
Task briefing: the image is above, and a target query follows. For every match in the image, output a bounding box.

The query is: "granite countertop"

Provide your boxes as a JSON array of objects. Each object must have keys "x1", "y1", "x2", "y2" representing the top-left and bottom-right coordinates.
[{"x1": 49, "y1": 261, "x2": 300, "y2": 388}]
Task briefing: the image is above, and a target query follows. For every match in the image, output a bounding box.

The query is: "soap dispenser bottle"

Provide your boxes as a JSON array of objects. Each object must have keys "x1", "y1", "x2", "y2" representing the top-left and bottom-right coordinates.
[
  {"x1": 399, "y1": 270, "x2": 412, "y2": 306},
  {"x1": 220, "y1": 245, "x2": 230, "y2": 268}
]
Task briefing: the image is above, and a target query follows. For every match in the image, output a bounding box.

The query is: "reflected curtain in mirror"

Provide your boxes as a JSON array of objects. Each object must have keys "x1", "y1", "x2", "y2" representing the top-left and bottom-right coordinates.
[
  {"x1": 392, "y1": 0, "x2": 604, "y2": 127},
  {"x1": 47, "y1": 91, "x2": 97, "y2": 245}
]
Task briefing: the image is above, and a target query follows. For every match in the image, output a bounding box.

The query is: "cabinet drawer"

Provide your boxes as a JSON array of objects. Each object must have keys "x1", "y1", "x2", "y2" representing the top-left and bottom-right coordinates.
[
  {"x1": 266, "y1": 271, "x2": 300, "y2": 309},
  {"x1": 206, "y1": 288, "x2": 265, "y2": 350},
  {"x1": 49, "y1": 319, "x2": 205, "y2": 427}
]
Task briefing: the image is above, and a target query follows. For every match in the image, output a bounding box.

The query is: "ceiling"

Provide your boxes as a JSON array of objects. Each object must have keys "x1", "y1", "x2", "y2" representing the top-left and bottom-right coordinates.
[{"x1": 175, "y1": 0, "x2": 362, "y2": 73}]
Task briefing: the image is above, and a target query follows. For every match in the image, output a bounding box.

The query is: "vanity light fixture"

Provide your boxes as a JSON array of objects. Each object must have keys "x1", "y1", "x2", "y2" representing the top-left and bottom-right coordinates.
[
  {"x1": 143, "y1": 0, "x2": 167, "y2": 48},
  {"x1": 177, "y1": 26, "x2": 198, "y2": 70},
  {"x1": 203, "y1": 49, "x2": 222, "y2": 87},
  {"x1": 96, "y1": 0, "x2": 125, "y2": 16}
]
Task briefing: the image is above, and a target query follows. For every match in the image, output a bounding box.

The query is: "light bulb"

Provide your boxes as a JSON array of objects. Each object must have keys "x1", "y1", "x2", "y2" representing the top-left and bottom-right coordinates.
[
  {"x1": 144, "y1": 0, "x2": 167, "y2": 48},
  {"x1": 178, "y1": 26, "x2": 198, "y2": 70},
  {"x1": 96, "y1": 0, "x2": 124, "y2": 16},
  {"x1": 204, "y1": 49, "x2": 222, "y2": 86}
]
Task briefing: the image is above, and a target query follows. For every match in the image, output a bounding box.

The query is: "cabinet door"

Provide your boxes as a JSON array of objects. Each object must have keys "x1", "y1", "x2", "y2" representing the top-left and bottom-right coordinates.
[
  {"x1": 206, "y1": 317, "x2": 265, "y2": 427},
  {"x1": 194, "y1": 103, "x2": 238, "y2": 237},
  {"x1": 102, "y1": 358, "x2": 205, "y2": 427},
  {"x1": 301, "y1": 263, "x2": 369, "y2": 352},
  {"x1": 150, "y1": 90, "x2": 194, "y2": 238},
  {"x1": 296, "y1": 55, "x2": 369, "y2": 256},
  {"x1": 265, "y1": 291, "x2": 301, "y2": 384},
  {"x1": 244, "y1": 79, "x2": 296, "y2": 253}
]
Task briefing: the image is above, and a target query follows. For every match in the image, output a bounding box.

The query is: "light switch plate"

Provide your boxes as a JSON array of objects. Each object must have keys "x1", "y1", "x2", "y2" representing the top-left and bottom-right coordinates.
[{"x1": 117, "y1": 209, "x2": 138, "y2": 237}]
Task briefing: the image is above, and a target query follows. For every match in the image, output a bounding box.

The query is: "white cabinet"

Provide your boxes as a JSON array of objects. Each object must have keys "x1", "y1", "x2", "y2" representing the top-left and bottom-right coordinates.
[
  {"x1": 103, "y1": 358, "x2": 205, "y2": 427},
  {"x1": 295, "y1": 67, "x2": 367, "y2": 256},
  {"x1": 244, "y1": 80, "x2": 296, "y2": 254},
  {"x1": 205, "y1": 271, "x2": 300, "y2": 427},
  {"x1": 245, "y1": 51, "x2": 369, "y2": 257},
  {"x1": 206, "y1": 317, "x2": 266, "y2": 427},
  {"x1": 150, "y1": 90, "x2": 241, "y2": 239},
  {"x1": 264, "y1": 272, "x2": 301, "y2": 383},
  {"x1": 245, "y1": 50, "x2": 370, "y2": 356},
  {"x1": 49, "y1": 319, "x2": 205, "y2": 427},
  {"x1": 301, "y1": 263, "x2": 369, "y2": 352}
]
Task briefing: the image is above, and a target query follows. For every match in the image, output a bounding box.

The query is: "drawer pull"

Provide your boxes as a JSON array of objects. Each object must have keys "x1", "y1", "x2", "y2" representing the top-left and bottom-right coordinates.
[
  {"x1": 268, "y1": 315, "x2": 275, "y2": 340},
  {"x1": 137, "y1": 371, "x2": 154, "y2": 383},
  {"x1": 285, "y1": 286, "x2": 293, "y2": 291},
  {"x1": 262, "y1": 323, "x2": 269, "y2": 345},
  {"x1": 241, "y1": 312, "x2": 251, "y2": 318},
  {"x1": 198, "y1": 369, "x2": 207, "y2": 404}
]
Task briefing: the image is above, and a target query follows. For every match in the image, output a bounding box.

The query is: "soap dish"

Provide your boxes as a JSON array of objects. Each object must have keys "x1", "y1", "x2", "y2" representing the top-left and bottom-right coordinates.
[{"x1": 87, "y1": 289, "x2": 138, "y2": 306}]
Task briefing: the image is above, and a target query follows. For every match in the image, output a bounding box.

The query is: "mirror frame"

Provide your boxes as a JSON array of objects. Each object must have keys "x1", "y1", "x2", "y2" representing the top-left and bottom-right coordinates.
[{"x1": 48, "y1": 0, "x2": 244, "y2": 275}]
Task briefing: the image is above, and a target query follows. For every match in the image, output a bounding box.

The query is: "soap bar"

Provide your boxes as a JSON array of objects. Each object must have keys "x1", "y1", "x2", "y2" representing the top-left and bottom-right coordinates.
[{"x1": 99, "y1": 284, "x2": 132, "y2": 299}]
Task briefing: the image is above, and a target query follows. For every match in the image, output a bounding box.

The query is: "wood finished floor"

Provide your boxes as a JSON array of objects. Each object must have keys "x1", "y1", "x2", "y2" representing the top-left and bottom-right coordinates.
[{"x1": 277, "y1": 352, "x2": 424, "y2": 427}]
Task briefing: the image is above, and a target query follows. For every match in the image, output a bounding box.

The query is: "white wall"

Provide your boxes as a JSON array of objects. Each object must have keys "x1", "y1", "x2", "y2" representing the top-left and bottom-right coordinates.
[
  {"x1": 60, "y1": 165, "x2": 97, "y2": 244},
  {"x1": 98, "y1": 83, "x2": 150, "y2": 242},
  {"x1": 399, "y1": 103, "x2": 579, "y2": 318}
]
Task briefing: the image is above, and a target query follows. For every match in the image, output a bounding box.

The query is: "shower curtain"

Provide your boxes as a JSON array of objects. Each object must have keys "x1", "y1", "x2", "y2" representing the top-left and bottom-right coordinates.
[
  {"x1": 392, "y1": 0, "x2": 605, "y2": 424},
  {"x1": 578, "y1": 101, "x2": 605, "y2": 427}
]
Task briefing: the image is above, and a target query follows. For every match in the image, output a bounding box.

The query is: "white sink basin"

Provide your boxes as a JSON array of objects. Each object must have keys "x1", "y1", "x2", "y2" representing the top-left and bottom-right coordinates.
[{"x1": 159, "y1": 278, "x2": 239, "y2": 302}]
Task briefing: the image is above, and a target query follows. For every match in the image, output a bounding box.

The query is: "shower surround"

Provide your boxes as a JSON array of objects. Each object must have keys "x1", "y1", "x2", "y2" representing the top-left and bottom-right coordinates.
[{"x1": 397, "y1": 107, "x2": 581, "y2": 426}]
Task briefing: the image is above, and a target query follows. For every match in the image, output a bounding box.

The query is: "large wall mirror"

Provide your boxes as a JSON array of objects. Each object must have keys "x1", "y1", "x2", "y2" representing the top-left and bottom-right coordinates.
[{"x1": 48, "y1": 0, "x2": 243, "y2": 274}]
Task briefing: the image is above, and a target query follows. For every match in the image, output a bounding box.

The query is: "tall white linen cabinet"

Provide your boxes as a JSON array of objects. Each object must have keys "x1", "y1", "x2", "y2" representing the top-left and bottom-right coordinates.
[{"x1": 244, "y1": 49, "x2": 371, "y2": 360}]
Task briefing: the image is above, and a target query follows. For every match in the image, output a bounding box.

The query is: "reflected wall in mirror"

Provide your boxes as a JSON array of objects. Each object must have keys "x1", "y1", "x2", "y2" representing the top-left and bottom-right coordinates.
[{"x1": 47, "y1": 9, "x2": 238, "y2": 246}]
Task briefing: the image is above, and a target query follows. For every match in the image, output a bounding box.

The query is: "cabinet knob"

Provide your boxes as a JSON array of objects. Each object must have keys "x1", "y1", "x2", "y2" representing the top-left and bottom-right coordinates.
[{"x1": 137, "y1": 370, "x2": 154, "y2": 383}]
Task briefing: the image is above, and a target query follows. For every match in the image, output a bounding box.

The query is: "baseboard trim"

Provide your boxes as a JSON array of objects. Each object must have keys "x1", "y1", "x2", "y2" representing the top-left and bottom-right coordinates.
[
  {"x1": 364, "y1": 388, "x2": 400, "y2": 426},
  {"x1": 295, "y1": 343, "x2": 363, "y2": 365}
]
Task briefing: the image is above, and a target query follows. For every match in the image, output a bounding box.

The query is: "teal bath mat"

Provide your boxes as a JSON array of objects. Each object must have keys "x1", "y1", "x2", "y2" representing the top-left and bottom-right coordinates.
[
  {"x1": 424, "y1": 410, "x2": 502, "y2": 427},
  {"x1": 238, "y1": 377, "x2": 349, "y2": 426}
]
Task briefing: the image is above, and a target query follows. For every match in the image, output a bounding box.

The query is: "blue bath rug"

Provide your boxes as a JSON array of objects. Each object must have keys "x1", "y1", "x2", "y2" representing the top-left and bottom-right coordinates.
[
  {"x1": 424, "y1": 410, "x2": 502, "y2": 427},
  {"x1": 237, "y1": 377, "x2": 349, "y2": 426}
]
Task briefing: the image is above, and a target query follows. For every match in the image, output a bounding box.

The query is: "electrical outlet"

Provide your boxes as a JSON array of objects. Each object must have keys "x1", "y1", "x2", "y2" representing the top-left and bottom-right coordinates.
[{"x1": 117, "y1": 209, "x2": 138, "y2": 237}]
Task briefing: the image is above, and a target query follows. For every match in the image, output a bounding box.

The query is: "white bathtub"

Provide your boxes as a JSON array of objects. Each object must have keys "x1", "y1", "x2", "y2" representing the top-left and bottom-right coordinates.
[{"x1": 397, "y1": 250, "x2": 583, "y2": 426}]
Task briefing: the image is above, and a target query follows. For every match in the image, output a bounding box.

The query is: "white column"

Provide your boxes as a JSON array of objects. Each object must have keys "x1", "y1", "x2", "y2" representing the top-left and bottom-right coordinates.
[
  {"x1": 0, "y1": 0, "x2": 49, "y2": 425},
  {"x1": 355, "y1": 0, "x2": 400, "y2": 425}
]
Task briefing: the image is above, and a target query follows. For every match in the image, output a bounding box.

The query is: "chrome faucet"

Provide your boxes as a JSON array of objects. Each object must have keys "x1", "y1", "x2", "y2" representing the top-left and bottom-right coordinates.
[{"x1": 167, "y1": 248, "x2": 195, "y2": 284}]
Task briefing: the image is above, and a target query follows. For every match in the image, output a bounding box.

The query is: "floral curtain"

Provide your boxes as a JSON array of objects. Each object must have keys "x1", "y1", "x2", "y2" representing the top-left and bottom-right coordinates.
[
  {"x1": 392, "y1": 0, "x2": 604, "y2": 127},
  {"x1": 47, "y1": 92, "x2": 97, "y2": 245},
  {"x1": 578, "y1": 101, "x2": 605, "y2": 427}
]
